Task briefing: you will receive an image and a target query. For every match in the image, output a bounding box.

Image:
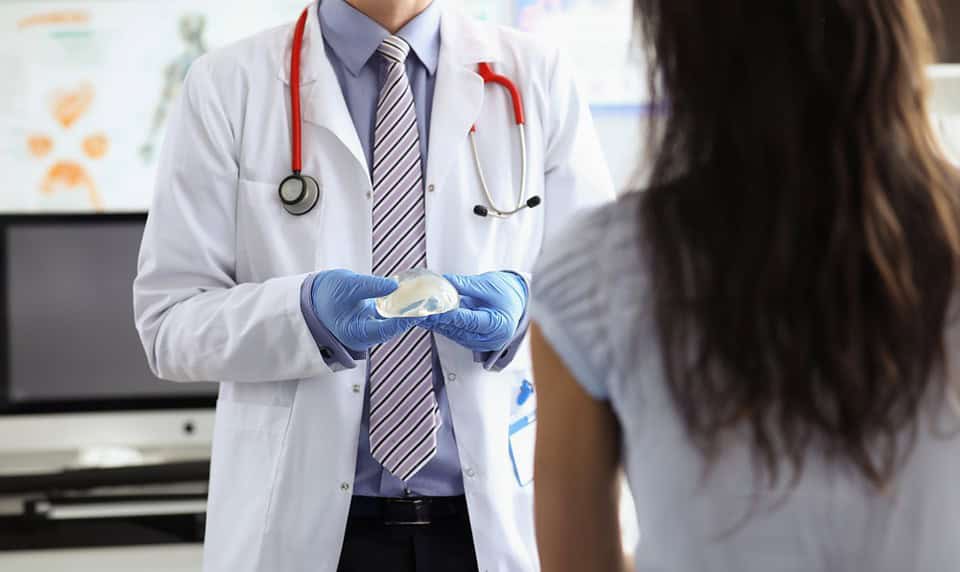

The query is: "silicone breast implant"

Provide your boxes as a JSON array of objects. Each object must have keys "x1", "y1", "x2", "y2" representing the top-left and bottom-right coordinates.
[{"x1": 375, "y1": 269, "x2": 460, "y2": 318}]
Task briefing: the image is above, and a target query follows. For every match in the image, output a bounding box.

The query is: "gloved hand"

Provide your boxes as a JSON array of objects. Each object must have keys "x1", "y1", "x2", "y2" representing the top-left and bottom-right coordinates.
[
  {"x1": 311, "y1": 269, "x2": 424, "y2": 353},
  {"x1": 421, "y1": 271, "x2": 528, "y2": 353}
]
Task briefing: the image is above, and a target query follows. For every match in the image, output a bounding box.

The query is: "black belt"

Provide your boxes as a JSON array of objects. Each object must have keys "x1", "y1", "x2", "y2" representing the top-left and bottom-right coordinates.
[{"x1": 348, "y1": 495, "x2": 468, "y2": 526}]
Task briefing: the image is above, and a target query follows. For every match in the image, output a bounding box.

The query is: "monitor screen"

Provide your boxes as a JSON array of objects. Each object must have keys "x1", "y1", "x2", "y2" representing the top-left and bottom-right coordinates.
[{"x1": 1, "y1": 215, "x2": 216, "y2": 412}]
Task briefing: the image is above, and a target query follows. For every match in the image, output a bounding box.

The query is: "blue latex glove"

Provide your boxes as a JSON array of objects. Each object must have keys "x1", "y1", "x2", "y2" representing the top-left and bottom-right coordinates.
[
  {"x1": 422, "y1": 272, "x2": 528, "y2": 353},
  {"x1": 311, "y1": 269, "x2": 424, "y2": 353}
]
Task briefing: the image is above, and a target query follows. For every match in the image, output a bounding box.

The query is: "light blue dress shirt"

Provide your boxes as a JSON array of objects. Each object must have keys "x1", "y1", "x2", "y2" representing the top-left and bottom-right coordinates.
[{"x1": 311, "y1": 0, "x2": 460, "y2": 498}]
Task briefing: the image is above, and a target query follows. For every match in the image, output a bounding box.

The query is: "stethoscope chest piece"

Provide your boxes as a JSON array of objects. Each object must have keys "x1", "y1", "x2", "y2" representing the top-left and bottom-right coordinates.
[
  {"x1": 279, "y1": 8, "x2": 320, "y2": 217},
  {"x1": 278, "y1": 173, "x2": 321, "y2": 216}
]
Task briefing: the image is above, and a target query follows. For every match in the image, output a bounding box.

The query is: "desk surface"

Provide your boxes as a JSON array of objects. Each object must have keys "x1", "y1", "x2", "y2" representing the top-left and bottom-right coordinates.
[{"x1": 0, "y1": 544, "x2": 202, "y2": 572}]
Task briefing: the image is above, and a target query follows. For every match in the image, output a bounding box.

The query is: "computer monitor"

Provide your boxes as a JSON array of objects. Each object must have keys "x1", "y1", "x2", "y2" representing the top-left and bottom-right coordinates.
[
  {"x1": 0, "y1": 215, "x2": 215, "y2": 465},
  {"x1": 0, "y1": 214, "x2": 217, "y2": 412}
]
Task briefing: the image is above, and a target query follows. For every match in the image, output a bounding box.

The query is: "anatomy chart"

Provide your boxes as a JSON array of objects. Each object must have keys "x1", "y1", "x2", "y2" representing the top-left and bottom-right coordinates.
[{"x1": 0, "y1": 1, "x2": 303, "y2": 213}]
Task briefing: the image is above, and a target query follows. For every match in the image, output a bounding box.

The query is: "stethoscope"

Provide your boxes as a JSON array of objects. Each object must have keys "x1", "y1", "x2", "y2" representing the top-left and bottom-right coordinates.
[
  {"x1": 279, "y1": 7, "x2": 542, "y2": 219},
  {"x1": 469, "y1": 63, "x2": 542, "y2": 218}
]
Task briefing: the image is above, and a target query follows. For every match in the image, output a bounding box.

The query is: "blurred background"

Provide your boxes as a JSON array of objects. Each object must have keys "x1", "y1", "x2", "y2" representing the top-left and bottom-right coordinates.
[{"x1": 0, "y1": 0, "x2": 955, "y2": 570}]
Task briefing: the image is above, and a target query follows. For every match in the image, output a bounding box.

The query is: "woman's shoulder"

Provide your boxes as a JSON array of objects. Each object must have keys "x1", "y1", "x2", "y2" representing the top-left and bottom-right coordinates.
[
  {"x1": 532, "y1": 190, "x2": 648, "y2": 335},
  {"x1": 535, "y1": 193, "x2": 643, "y2": 294},
  {"x1": 531, "y1": 192, "x2": 648, "y2": 399},
  {"x1": 536, "y1": 190, "x2": 646, "y2": 280}
]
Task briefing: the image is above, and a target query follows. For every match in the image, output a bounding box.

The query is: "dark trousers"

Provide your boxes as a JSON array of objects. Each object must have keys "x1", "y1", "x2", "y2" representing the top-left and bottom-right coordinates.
[{"x1": 337, "y1": 496, "x2": 480, "y2": 572}]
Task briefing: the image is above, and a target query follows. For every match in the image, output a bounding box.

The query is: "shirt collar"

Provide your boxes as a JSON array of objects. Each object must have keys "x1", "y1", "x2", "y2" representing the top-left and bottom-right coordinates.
[{"x1": 318, "y1": 0, "x2": 441, "y2": 77}]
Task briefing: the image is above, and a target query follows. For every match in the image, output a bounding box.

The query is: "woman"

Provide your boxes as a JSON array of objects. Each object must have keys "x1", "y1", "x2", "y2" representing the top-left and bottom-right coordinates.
[{"x1": 531, "y1": 1, "x2": 960, "y2": 570}]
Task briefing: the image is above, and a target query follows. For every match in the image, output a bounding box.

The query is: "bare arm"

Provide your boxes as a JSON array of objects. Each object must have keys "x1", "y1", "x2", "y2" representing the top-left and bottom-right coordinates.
[{"x1": 532, "y1": 323, "x2": 626, "y2": 572}]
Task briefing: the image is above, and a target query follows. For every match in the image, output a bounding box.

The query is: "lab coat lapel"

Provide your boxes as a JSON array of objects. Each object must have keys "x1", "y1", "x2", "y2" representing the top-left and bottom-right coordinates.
[
  {"x1": 425, "y1": 9, "x2": 498, "y2": 192},
  {"x1": 278, "y1": 4, "x2": 369, "y2": 177}
]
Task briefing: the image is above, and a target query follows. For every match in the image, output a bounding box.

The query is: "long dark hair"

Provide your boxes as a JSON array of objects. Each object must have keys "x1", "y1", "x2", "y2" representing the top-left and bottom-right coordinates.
[{"x1": 635, "y1": 0, "x2": 960, "y2": 487}]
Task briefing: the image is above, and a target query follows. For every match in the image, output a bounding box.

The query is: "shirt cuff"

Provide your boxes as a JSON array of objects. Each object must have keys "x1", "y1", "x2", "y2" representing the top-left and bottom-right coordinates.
[
  {"x1": 300, "y1": 274, "x2": 364, "y2": 372},
  {"x1": 473, "y1": 271, "x2": 530, "y2": 372}
]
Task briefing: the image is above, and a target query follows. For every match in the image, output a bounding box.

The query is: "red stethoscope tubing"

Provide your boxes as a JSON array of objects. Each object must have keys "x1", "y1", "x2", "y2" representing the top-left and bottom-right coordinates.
[
  {"x1": 470, "y1": 62, "x2": 524, "y2": 132},
  {"x1": 290, "y1": 7, "x2": 309, "y2": 174},
  {"x1": 290, "y1": 9, "x2": 525, "y2": 162}
]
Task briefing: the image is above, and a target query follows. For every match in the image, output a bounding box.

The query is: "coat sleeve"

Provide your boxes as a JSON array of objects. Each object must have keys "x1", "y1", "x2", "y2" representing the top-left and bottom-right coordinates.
[
  {"x1": 540, "y1": 47, "x2": 617, "y2": 240},
  {"x1": 133, "y1": 55, "x2": 334, "y2": 383}
]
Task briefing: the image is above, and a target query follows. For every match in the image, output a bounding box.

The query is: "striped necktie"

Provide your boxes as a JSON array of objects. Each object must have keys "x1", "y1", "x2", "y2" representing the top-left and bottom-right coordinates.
[{"x1": 368, "y1": 36, "x2": 439, "y2": 482}]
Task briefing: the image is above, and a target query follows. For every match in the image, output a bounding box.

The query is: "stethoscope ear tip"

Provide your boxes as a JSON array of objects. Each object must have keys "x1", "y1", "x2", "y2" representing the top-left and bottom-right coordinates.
[
  {"x1": 473, "y1": 205, "x2": 489, "y2": 217},
  {"x1": 526, "y1": 196, "x2": 542, "y2": 208}
]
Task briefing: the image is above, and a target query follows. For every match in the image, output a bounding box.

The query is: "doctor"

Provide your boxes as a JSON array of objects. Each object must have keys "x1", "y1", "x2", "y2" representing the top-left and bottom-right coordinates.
[{"x1": 134, "y1": 0, "x2": 613, "y2": 570}]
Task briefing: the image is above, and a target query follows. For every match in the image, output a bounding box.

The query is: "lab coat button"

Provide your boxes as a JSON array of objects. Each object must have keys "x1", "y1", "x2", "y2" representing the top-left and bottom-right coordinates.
[
  {"x1": 340, "y1": 482, "x2": 351, "y2": 492},
  {"x1": 447, "y1": 372, "x2": 457, "y2": 382},
  {"x1": 464, "y1": 467, "x2": 476, "y2": 478},
  {"x1": 352, "y1": 384, "x2": 361, "y2": 393},
  {"x1": 427, "y1": 184, "x2": 435, "y2": 192}
]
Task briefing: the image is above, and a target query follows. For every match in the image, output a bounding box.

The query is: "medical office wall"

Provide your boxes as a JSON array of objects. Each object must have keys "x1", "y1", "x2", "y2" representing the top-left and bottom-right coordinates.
[
  {"x1": 937, "y1": 0, "x2": 960, "y2": 62},
  {"x1": 0, "y1": 0, "x2": 644, "y2": 214}
]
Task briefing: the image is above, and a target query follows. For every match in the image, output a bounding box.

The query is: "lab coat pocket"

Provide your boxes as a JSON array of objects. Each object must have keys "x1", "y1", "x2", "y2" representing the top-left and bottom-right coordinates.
[
  {"x1": 206, "y1": 399, "x2": 293, "y2": 553},
  {"x1": 508, "y1": 378, "x2": 537, "y2": 487},
  {"x1": 236, "y1": 178, "x2": 321, "y2": 281}
]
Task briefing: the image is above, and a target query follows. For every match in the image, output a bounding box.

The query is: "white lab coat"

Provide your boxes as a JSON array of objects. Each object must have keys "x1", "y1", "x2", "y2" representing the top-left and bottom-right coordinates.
[{"x1": 134, "y1": 4, "x2": 614, "y2": 571}]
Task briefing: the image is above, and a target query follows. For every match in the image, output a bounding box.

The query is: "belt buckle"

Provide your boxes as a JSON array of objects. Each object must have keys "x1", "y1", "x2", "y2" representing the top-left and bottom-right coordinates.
[{"x1": 383, "y1": 498, "x2": 431, "y2": 526}]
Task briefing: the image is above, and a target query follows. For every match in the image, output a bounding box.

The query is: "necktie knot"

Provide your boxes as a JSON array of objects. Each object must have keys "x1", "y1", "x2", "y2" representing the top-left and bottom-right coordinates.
[{"x1": 377, "y1": 35, "x2": 411, "y2": 64}]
